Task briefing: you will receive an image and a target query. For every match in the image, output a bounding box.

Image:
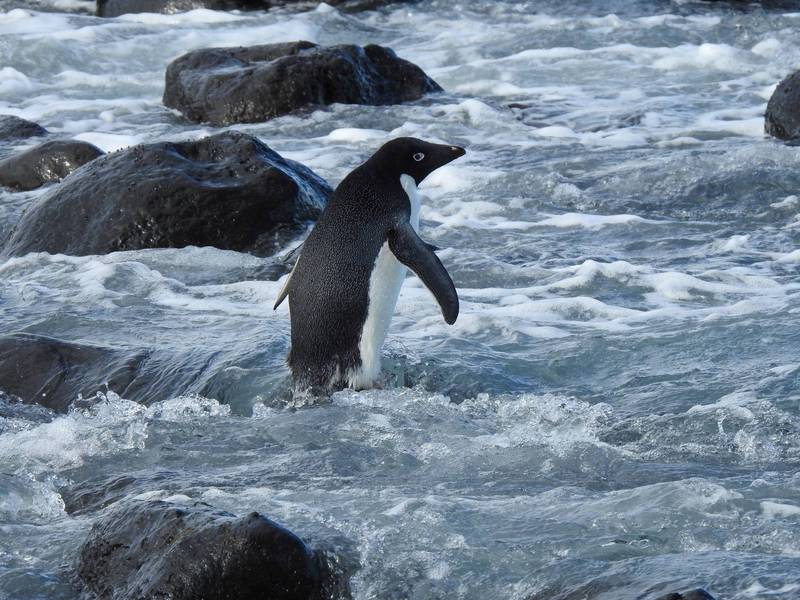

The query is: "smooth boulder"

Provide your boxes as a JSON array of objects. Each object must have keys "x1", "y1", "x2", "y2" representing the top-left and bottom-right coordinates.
[
  {"x1": 98, "y1": 0, "x2": 409, "y2": 17},
  {"x1": 0, "y1": 115, "x2": 47, "y2": 141},
  {"x1": 163, "y1": 41, "x2": 442, "y2": 125},
  {"x1": 766, "y1": 70, "x2": 800, "y2": 141},
  {"x1": 76, "y1": 499, "x2": 351, "y2": 600},
  {"x1": 2, "y1": 131, "x2": 330, "y2": 257},
  {"x1": 0, "y1": 140, "x2": 103, "y2": 191}
]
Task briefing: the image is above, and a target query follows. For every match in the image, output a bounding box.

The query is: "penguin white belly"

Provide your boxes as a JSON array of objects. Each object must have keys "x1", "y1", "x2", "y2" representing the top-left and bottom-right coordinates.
[{"x1": 348, "y1": 175, "x2": 420, "y2": 389}]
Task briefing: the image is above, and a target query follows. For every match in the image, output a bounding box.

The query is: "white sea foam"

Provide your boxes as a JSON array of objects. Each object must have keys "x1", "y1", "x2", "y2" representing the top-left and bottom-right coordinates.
[
  {"x1": 0, "y1": 67, "x2": 36, "y2": 96},
  {"x1": 530, "y1": 213, "x2": 659, "y2": 229},
  {"x1": 145, "y1": 396, "x2": 231, "y2": 421},
  {"x1": 776, "y1": 250, "x2": 800, "y2": 264},
  {"x1": 771, "y1": 195, "x2": 799, "y2": 209},
  {"x1": 325, "y1": 127, "x2": 387, "y2": 143},
  {"x1": 73, "y1": 131, "x2": 142, "y2": 152},
  {"x1": 115, "y1": 8, "x2": 250, "y2": 24},
  {"x1": 761, "y1": 501, "x2": 800, "y2": 519},
  {"x1": 652, "y1": 43, "x2": 746, "y2": 71},
  {"x1": 0, "y1": 393, "x2": 147, "y2": 474}
]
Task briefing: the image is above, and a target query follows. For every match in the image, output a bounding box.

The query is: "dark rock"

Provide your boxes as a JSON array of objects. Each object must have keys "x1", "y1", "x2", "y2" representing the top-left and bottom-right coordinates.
[
  {"x1": 2, "y1": 131, "x2": 330, "y2": 257},
  {"x1": 653, "y1": 590, "x2": 716, "y2": 600},
  {"x1": 0, "y1": 333, "x2": 217, "y2": 413},
  {"x1": 0, "y1": 325, "x2": 308, "y2": 414},
  {"x1": 0, "y1": 140, "x2": 104, "y2": 191},
  {"x1": 0, "y1": 115, "x2": 47, "y2": 141},
  {"x1": 163, "y1": 41, "x2": 442, "y2": 125},
  {"x1": 98, "y1": 0, "x2": 219, "y2": 15},
  {"x1": 0, "y1": 333, "x2": 148, "y2": 413},
  {"x1": 98, "y1": 0, "x2": 409, "y2": 18},
  {"x1": 766, "y1": 70, "x2": 800, "y2": 141},
  {"x1": 76, "y1": 499, "x2": 352, "y2": 600},
  {"x1": 527, "y1": 578, "x2": 718, "y2": 600}
]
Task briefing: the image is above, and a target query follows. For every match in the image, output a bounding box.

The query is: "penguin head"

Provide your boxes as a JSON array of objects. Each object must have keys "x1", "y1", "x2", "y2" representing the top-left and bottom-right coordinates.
[{"x1": 371, "y1": 137, "x2": 466, "y2": 185}]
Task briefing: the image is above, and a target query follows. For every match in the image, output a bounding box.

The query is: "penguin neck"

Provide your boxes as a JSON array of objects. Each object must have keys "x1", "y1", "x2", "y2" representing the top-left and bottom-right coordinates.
[{"x1": 399, "y1": 174, "x2": 421, "y2": 230}]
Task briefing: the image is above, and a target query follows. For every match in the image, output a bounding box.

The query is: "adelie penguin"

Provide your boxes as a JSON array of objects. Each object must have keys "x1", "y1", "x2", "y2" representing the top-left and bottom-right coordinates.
[{"x1": 274, "y1": 137, "x2": 465, "y2": 393}]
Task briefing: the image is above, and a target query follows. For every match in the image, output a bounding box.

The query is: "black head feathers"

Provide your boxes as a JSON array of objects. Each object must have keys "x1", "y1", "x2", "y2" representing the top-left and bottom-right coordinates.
[{"x1": 365, "y1": 137, "x2": 465, "y2": 185}]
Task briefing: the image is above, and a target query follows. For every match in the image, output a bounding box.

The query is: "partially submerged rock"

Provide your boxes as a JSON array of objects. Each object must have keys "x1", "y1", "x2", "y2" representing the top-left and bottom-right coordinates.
[
  {"x1": 526, "y1": 578, "x2": 718, "y2": 600},
  {"x1": 76, "y1": 499, "x2": 352, "y2": 600},
  {"x1": 163, "y1": 41, "x2": 442, "y2": 125},
  {"x1": 98, "y1": 0, "x2": 410, "y2": 18},
  {"x1": 0, "y1": 115, "x2": 47, "y2": 141},
  {"x1": 653, "y1": 589, "x2": 716, "y2": 600},
  {"x1": 766, "y1": 70, "x2": 800, "y2": 141},
  {"x1": 0, "y1": 333, "x2": 147, "y2": 413},
  {"x1": 0, "y1": 333, "x2": 216, "y2": 413},
  {"x1": 0, "y1": 140, "x2": 103, "y2": 191},
  {"x1": 2, "y1": 131, "x2": 330, "y2": 257}
]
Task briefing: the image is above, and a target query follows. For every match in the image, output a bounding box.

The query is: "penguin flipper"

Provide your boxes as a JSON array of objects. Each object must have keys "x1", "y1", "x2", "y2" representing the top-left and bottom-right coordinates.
[
  {"x1": 273, "y1": 271, "x2": 291, "y2": 309},
  {"x1": 388, "y1": 222, "x2": 459, "y2": 324},
  {"x1": 273, "y1": 244, "x2": 303, "y2": 310}
]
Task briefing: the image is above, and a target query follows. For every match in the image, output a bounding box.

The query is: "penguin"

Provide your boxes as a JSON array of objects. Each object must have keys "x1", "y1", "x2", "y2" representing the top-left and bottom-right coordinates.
[{"x1": 274, "y1": 137, "x2": 465, "y2": 392}]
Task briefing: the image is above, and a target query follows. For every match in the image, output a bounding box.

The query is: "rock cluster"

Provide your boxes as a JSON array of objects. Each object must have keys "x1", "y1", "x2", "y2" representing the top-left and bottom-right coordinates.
[{"x1": 2, "y1": 131, "x2": 330, "y2": 257}]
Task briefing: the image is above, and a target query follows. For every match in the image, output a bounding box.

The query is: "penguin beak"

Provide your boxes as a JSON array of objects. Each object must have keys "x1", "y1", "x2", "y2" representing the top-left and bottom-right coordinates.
[
  {"x1": 420, "y1": 142, "x2": 466, "y2": 182},
  {"x1": 436, "y1": 144, "x2": 465, "y2": 167},
  {"x1": 449, "y1": 146, "x2": 466, "y2": 158}
]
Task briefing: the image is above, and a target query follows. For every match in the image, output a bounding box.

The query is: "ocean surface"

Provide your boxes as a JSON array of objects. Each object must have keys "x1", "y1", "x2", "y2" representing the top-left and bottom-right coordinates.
[{"x1": 1, "y1": 0, "x2": 800, "y2": 598}]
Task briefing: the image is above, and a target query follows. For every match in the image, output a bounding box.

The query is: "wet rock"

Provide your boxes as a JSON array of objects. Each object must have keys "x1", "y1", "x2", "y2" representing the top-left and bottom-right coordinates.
[
  {"x1": 0, "y1": 328, "x2": 309, "y2": 414},
  {"x1": 2, "y1": 131, "x2": 330, "y2": 257},
  {"x1": 766, "y1": 70, "x2": 800, "y2": 141},
  {"x1": 76, "y1": 499, "x2": 352, "y2": 600},
  {"x1": 0, "y1": 140, "x2": 104, "y2": 191},
  {"x1": 163, "y1": 41, "x2": 442, "y2": 125},
  {"x1": 97, "y1": 0, "x2": 229, "y2": 15},
  {"x1": 0, "y1": 115, "x2": 47, "y2": 141},
  {"x1": 98, "y1": 0, "x2": 409, "y2": 18},
  {"x1": 0, "y1": 333, "x2": 147, "y2": 413},
  {"x1": 0, "y1": 333, "x2": 218, "y2": 413},
  {"x1": 653, "y1": 590, "x2": 716, "y2": 600}
]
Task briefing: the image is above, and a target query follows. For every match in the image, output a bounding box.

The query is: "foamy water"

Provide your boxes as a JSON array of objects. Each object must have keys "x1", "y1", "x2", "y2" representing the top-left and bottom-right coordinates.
[{"x1": 1, "y1": 1, "x2": 799, "y2": 598}]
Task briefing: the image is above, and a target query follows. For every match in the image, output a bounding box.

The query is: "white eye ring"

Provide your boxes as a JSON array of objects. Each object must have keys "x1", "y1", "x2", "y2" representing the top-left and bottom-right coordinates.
[{"x1": 413, "y1": 152, "x2": 425, "y2": 162}]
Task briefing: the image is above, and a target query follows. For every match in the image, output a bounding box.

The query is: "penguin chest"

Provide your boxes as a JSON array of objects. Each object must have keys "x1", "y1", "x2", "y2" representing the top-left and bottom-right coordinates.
[{"x1": 348, "y1": 175, "x2": 420, "y2": 389}]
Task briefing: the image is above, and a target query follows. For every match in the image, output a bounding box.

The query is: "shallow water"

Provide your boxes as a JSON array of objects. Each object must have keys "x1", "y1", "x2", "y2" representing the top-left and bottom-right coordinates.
[{"x1": 1, "y1": 0, "x2": 800, "y2": 598}]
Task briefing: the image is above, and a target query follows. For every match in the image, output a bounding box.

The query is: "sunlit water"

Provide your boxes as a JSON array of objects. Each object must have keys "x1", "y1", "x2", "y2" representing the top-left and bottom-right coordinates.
[{"x1": 1, "y1": 1, "x2": 799, "y2": 598}]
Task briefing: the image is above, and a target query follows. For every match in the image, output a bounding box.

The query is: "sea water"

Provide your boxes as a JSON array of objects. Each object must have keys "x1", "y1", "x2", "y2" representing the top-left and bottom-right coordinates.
[{"x1": 0, "y1": 1, "x2": 799, "y2": 598}]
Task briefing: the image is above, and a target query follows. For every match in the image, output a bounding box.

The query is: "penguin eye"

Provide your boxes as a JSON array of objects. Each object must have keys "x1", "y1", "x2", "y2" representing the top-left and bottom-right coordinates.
[{"x1": 413, "y1": 152, "x2": 425, "y2": 162}]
